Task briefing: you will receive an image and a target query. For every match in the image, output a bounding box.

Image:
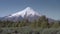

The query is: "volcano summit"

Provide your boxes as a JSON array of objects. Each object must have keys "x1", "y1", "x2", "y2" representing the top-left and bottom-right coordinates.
[{"x1": 2, "y1": 7, "x2": 42, "y2": 21}]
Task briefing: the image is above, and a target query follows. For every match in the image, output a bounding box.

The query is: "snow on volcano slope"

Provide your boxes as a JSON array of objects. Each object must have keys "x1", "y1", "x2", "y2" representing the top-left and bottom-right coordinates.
[
  {"x1": 1, "y1": 7, "x2": 55, "y2": 22},
  {"x1": 2, "y1": 7, "x2": 41, "y2": 21},
  {"x1": 8, "y1": 7, "x2": 41, "y2": 18}
]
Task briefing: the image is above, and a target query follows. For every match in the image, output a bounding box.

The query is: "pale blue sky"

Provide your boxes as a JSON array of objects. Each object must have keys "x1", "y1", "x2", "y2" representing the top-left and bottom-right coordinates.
[{"x1": 0, "y1": 0, "x2": 60, "y2": 20}]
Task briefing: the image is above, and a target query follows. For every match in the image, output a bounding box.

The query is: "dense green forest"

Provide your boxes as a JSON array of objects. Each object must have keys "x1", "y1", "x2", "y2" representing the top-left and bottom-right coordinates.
[
  {"x1": 0, "y1": 16, "x2": 60, "y2": 34},
  {"x1": 0, "y1": 16, "x2": 60, "y2": 28}
]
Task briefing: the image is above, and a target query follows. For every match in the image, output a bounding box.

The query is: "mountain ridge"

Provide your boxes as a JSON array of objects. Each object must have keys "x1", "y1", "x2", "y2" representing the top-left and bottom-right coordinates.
[
  {"x1": 1, "y1": 7, "x2": 41, "y2": 21},
  {"x1": 0, "y1": 7, "x2": 55, "y2": 22},
  {"x1": 8, "y1": 7, "x2": 41, "y2": 18}
]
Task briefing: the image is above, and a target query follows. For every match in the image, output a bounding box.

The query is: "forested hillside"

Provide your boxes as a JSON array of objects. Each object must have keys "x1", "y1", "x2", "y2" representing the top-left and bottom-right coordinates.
[
  {"x1": 0, "y1": 16, "x2": 60, "y2": 28},
  {"x1": 0, "y1": 16, "x2": 60, "y2": 34}
]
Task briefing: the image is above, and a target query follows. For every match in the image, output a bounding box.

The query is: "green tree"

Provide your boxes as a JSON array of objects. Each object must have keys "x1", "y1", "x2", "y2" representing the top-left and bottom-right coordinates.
[
  {"x1": 51, "y1": 22, "x2": 60, "y2": 28},
  {"x1": 40, "y1": 16, "x2": 49, "y2": 28}
]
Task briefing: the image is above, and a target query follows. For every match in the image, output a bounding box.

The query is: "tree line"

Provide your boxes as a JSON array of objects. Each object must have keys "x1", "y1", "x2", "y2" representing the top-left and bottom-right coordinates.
[{"x1": 0, "y1": 16, "x2": 60, "y2": 28}]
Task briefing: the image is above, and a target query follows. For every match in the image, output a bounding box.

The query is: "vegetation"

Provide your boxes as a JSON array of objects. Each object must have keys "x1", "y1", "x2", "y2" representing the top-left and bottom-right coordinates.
[
  {"x1": 0, "y1": 15, "x2": 60, "y2": 34},
  {"x1": 0, "y1": 15, "x2": 60, "y2": 28}
]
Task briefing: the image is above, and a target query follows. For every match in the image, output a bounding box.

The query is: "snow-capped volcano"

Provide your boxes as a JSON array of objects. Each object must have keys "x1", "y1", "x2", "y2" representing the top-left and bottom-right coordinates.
[
  {"x1": 8, "y1": 7, "x2": 41, "y2": 18},
  {"x1": 1, "y1": 7, "x2": 56, "y2": 22},
  {"x1": 2, "y1": 7, "x2": 41, "y2": 21}
]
